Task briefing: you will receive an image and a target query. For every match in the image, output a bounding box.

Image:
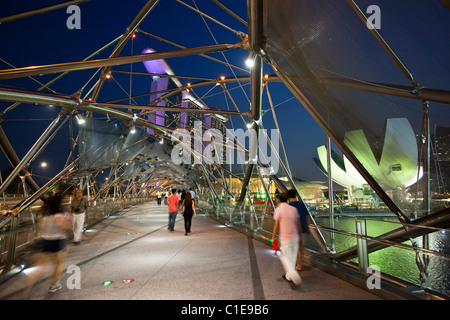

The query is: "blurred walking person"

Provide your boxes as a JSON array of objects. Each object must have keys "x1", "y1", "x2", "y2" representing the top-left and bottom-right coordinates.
[
  {"x1": 180, "y1": 191, "x2": 196, "y2": 235},
  {"x1": 287, "y1": 189, "x2": 310, "y2": 270},
  {"x1": 272, "y1": 193, "x2": 302, "y2": 288},
  {"x1": 24, "y1": 193, "x2": 72, "y2": 297},
  {"x1": 70, "y1": 189, "x2": 89, "y2": 245}
]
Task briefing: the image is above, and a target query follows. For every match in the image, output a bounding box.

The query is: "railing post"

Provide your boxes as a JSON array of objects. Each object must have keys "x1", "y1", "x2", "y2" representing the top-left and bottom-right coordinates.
[
  {"x1": 326, "y1": 135, "x2": 335, "y2": 252},
  {"x1": 2, "y1": 215, "x2": 18, "y2": 275},
  {"x1": 356, "y1": 221, "x2": 369, "y2": 275}
]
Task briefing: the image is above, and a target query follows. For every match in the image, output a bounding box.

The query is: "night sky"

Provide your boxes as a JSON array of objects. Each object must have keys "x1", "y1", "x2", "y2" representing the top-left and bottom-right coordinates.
[{"x1": 0, "y1": 0, "x2": 448, "y2": 187}]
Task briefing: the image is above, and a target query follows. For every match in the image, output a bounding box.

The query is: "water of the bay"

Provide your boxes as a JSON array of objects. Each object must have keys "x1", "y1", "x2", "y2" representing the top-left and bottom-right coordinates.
[{"x1": 314, "y1": 215, "x2": 450, "y2": 297}]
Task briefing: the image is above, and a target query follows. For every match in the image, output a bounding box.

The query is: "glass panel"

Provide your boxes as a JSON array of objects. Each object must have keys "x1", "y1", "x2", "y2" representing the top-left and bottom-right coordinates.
[{"x1": 265, "y1": 0, "x2": 450, "y2": 219}]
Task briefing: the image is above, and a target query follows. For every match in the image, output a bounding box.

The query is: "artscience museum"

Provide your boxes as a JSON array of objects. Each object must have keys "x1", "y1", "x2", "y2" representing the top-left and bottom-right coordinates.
[{"x1": 315, "y1": 118, "x2": 424, "y2": 204}]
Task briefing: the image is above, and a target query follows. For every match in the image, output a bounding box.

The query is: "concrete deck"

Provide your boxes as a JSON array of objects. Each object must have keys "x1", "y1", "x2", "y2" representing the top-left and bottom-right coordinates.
[{"x1": 0, "y1": 202, "x2": 381, "y2": 302}]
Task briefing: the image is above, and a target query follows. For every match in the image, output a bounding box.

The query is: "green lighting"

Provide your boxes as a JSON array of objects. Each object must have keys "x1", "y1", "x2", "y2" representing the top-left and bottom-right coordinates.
[{"x1": 102, "y1": 281, "x2": 113, "y2": 286}]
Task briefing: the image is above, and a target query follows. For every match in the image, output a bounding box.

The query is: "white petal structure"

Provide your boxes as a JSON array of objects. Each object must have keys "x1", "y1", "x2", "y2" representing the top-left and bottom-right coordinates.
[{"x1": 316, "y1": 118, "x2": 423, "y2": 190}]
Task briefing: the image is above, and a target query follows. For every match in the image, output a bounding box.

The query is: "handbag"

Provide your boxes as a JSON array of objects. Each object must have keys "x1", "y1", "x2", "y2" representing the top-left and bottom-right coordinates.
[{"x1": 272, "y1": 239, "x2": 279, "y2": 251}]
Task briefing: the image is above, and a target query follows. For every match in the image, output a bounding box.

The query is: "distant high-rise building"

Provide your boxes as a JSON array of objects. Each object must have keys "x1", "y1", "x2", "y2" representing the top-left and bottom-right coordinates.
[
  {"x1": 432, "y1": 125, "x2": 450, "y2": 193},
  {"x1": 142, "y1": 48, "x2": 207, "y2": 134},
  {"x1": 142, "y1": 48, "x2": 228, "y2": 161}
]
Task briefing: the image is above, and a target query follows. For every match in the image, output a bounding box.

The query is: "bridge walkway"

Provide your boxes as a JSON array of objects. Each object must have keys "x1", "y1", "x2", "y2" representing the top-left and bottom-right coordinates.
[{"x1": 0, "y1": 202, "x2": 381, "y2": 301}]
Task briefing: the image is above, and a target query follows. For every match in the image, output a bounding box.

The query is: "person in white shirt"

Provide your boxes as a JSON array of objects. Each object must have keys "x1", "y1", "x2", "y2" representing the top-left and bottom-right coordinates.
[
  {"x1": 189, "y1": 188, "x2": 195, "y2": 200},
  {"x1": 272, "y1": 193, "x2": 302, "y2": 288},
  {"x1": 70, "y1": 189, "x2": 89, "y2": 245}
]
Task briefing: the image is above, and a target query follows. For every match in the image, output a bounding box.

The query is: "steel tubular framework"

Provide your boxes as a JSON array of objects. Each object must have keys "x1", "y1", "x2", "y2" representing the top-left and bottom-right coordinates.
[{"x1": 0, "y1": 0, "x2": 449, "y2": 296}]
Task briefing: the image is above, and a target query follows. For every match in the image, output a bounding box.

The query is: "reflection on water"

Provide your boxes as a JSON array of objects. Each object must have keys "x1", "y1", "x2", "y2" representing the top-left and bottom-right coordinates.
[
  {"x1": 315, "y1": 216, "x2": 450, "y2": 297},
  {"x1": 428, "y1": 231, "x2": 450, "y2": 296}
]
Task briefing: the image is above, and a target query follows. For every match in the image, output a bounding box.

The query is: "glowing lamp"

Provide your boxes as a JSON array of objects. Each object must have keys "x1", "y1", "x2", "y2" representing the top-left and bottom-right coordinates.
[
  {"x1": 75, "y1": 114, "x2": 85, "y2": 125},
  {"x1": 245, "y1": 52, "x2": 256, "y2": 68}
]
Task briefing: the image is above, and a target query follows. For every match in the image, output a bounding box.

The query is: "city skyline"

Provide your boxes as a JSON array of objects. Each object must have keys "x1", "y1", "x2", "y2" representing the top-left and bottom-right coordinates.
[
  {"x1": 0, "y1": 1, "x2": 327, "y2": 185},
  {"x1": 0, "y1": 0, "x2": 449, "y2": 191}
]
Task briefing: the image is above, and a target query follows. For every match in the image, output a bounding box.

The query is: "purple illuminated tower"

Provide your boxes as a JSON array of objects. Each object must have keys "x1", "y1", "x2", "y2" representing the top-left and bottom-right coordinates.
[{"x1": 142, "y1": 48, "x2": 188, "y2": 135}]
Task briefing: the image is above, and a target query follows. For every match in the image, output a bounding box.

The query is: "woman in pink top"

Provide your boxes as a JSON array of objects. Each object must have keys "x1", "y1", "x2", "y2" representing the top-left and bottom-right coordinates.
[
  {"x1": 272, "y1": 193, "x2": 302, "y2": 288},
  {"x1": 166, "y1": 189, "x2": 180, "y2": 231}
]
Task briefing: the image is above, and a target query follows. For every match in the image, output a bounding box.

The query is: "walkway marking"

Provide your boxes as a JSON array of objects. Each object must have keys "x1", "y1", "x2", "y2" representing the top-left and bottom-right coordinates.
[
  {"x1": 247, "y1": 236, "x2": 265, "y2": 300},
  {"x1": 1, "y1": 210, "x2": 171, "y2": 299},
  {"x1": 3, "y1": 204, "x2": 267, "y2": 300}
]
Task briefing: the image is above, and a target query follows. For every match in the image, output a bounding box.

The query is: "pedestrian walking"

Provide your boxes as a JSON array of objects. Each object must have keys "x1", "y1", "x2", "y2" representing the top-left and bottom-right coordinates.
[
  {"x1": 287, "y1": 189, "x2": 311, "y2": 270},
  {"x1": 180, "y1": 191, "x2": 196, "y2": 235},
  {"x1": 70, "y1": 189, "x2": 89, "y2": 245},
  {"x1": 272, "y1": 192, "x2": 302, "y2": 288},
  {"x1": 166, "y1": 188, "x2": 180, "y2": 231},
  {"x1": 24, "y1": 193, "x2": 72, "y2": 297},
  {"x1": 189, "y1": 187, "x2": 195, "y2": 200},
  {"x1": 156, "y1": 191, "x2": 162, "y2": 205}
]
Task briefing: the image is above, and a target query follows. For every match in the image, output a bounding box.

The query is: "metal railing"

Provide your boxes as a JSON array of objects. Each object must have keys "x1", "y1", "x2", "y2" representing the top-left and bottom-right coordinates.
[
  {"x1": 198, "y1": 198, "x2": 450, "y2": 299},
  {"x1": 0, "y1": 195, "x2": 151, "y2": 280}
]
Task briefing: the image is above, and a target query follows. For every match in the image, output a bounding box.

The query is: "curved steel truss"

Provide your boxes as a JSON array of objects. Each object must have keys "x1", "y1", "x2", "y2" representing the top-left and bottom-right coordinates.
[{"x1": 0, "y1": 0, "x2": 449, "y2": 296}]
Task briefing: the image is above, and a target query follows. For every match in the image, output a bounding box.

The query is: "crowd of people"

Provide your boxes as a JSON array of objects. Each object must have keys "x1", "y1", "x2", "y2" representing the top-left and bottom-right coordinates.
[
  {"x1": 160, "y1": 186, "x2": 310, "y2": 289},
  {"x1": 23, "y1": 184, "x2": 309, "y2": 296}
]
